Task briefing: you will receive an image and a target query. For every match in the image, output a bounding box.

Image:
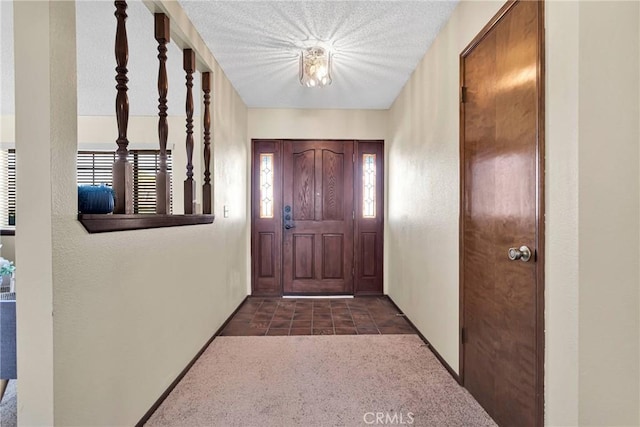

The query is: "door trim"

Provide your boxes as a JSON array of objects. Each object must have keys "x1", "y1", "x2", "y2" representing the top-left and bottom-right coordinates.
[{"x1": 458, "y1": 0, "x2": 545, "y2": 424}]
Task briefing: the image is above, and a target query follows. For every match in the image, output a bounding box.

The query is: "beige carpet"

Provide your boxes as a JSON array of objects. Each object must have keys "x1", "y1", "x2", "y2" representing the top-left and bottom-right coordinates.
[
  {"x1": 0, "y1": 380, "x2": 16, "y2": 427},
  {"x1": 146, "y1": 335, "x2": 495, "y2": 426}
]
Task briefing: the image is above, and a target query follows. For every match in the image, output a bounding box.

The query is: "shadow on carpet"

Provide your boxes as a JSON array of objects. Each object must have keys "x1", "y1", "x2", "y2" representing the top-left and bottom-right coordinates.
[{"x1": 146, "y1": 335, "x2": 495, "y2": 426}]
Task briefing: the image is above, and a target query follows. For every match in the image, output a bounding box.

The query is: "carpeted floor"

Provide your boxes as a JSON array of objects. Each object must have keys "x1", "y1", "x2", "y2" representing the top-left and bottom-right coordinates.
[
  {"x1": 146, "y1": 335, "x2": 495, "y2": 426},
  {"x1": 0, "y1": 380, "x2": 16, "y2": 427}
]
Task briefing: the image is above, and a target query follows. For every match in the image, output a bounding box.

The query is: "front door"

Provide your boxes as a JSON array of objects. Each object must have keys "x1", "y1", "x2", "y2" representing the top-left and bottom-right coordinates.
[
  {"x1": 282, "y1": 140, "x2": 354, "y2": 294},
  {"x1": 251, "y1": 139, "x2": 383, "y2": 296},
  {"x1": 460, "y1": 1, "x2": 544, "y2": 426}
]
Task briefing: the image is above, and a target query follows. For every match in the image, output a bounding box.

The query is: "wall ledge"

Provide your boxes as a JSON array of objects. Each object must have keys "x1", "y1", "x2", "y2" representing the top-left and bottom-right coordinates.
[{"x1": 78, "y1": 214, "x2": 214, "y2": 233}]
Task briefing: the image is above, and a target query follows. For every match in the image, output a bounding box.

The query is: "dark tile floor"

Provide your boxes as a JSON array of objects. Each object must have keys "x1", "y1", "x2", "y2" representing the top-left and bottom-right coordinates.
[{"x1": 220, "y1": 296, "x2": 416, "y2": 336}]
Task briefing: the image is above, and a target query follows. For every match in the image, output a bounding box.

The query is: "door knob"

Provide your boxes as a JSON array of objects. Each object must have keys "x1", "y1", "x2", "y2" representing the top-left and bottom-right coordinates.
[{"x1": 508, "y1": 246, "x2": 532, "y2": 262}]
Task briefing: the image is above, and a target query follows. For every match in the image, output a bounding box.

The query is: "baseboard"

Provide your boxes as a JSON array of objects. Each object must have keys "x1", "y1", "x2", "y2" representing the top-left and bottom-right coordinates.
[
  {"x1": 386, "y1": 296, "x2": 461, "y2": 384},
  {"x1": 135, "y1": 295, "x2": 249, "y2": 427}
]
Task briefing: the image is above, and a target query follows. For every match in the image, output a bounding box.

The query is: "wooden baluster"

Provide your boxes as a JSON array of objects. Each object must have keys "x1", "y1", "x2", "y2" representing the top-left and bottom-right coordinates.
[
  {"x1": 155, "y1": 13, "x2": 171, "y2": 214},
  {"x1": 183, "y1": 49, "x2": 196, "y2": 214},
  {"x1": 202, "y1": 72, "x2": 212, "y2": 214},
  {"x1": 112, "y1": 0, "x2": 133, "y2": 214}
]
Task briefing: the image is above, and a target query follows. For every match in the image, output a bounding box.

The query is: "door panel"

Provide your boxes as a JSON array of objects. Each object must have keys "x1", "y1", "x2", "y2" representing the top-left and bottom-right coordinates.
[
  {"x1": 292, "y1": 150, "x2": 315, "y2": 220},
  {"x1": 354, "y1": 141, "x2": 384, "y2": 294},
  {"x1": 251, "y1": 141, "x2": 282, "y2": 296},
  {"x1": 461, "y1": 1, "x2": 544, "y2": 426},
  {"x1": 283, "y1": 141, "x2": 354, "y2": 294},
  {"x1": 322, "y1": 151, "x2": 344, "y2": 220}
]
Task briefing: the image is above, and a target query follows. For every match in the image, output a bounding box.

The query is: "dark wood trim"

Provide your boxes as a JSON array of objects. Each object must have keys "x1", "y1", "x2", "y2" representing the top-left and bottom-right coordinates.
[
  {"x1": 460, "y1": 0, "x2": 517, "y2": 58},
  {"x1": 202, "y1": 72, "x2": 212, "y2": 215},
  {"x1": 78, "y1": 213, "x2": 214, "y2": 233},
  {"x1": 113, "y1": 0, "x2": 134, "y2": 214},
  {"x1": 155, "y1": 13, "x2": 171, "y2": 215},
  {"x1": 135, "y1": 296, "x2": 249, "y2": 427},
  {"x1": 183, "y1": 49, "x2": 196, "y2": 214},
  {"x1": 0, "y1": 229, "x2": 15, "y2": 236},
  {"x1": 458, "y1": 23, "x2": 467, "y2": 386},
  {"x1": 535, "y1": 2, "x2": 546, "y2": 423},
  {"x1": 386, "y1": 296, "x2": 460, "y2": 384},
  {"x1": 459, "y1": 1, "x2": 545, "y2": 425}
]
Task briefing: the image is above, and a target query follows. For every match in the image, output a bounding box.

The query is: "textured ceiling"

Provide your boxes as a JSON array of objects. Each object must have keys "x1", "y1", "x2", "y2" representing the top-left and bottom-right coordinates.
[
  {"x1": 1, "y1": 1, "x2": 458, "y2": 115},
  {"x1": 179, "y1": 1, "x2": 459, "y2": 109}
]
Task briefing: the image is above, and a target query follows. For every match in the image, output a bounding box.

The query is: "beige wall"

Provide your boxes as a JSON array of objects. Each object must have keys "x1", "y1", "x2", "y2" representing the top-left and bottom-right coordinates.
[
  {"x1": 248, "y1": 108, "x2": 387, "y2": 141},
  {"x1": 545, "y1": 1, "x2": 580, "y2": 423},
  {"x1": 577, "y1": 2, "x2": 639, "y2": 425},
  {"x1": 14, "y1": 2, "x2": 249, "y2": 426},
  {"x1": 387, "y1": 0, "x2": 503, "y2": 386},
  {"x1": 388, "y1": 0, "x2": 640, "y2": 426}
]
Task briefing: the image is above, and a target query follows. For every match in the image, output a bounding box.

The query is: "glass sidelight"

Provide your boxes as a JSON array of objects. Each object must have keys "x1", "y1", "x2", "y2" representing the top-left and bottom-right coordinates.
[
  {"x1": 259, "y1": 153, "x2": 274, "y2": 218},
  {"x1": 362, "y1": 153, "x2": 376, "y2": 218}
]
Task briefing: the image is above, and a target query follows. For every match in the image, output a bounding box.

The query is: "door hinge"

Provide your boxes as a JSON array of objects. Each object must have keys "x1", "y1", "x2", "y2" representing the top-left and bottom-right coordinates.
[
  {"x1": 352, "y1": 210, "x2": 355, "y2": 220},
  {"x1": 461, "y1": 86, "x2": 467, "y2": 103},
  {"x1": 352, "y1": 153, "x2": 355, "y2": 163}
]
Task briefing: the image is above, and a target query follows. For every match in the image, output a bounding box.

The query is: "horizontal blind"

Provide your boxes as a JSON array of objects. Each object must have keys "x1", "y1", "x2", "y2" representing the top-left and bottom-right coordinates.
[
  {"x1": 131, "y1": 150, "x2": 173, "y2": 214},
  {"x1": 77, "y1": 151, "x2": 116, "y2": 187},
  {"x1": 77, "y1": 150, "x2": 172, "y2": 214},
  {"x1": 8, "y1": 150, "x2": 15, "y2": 227},
  {"x1": 0, "y1": 149, "x2": 15, "y2": 229}
]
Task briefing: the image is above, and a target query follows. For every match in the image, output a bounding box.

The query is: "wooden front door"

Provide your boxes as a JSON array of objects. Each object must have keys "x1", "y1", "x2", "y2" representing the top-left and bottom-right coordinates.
[
  {"x1": 282, "y1": 140, "x2": 354, "y2": 294},
  {"x1": 460, "y1": 1, "x2": 544, "y2": 426},
  {"x1": 251, "y1": 140, "x2": 384, "y2": 296}
]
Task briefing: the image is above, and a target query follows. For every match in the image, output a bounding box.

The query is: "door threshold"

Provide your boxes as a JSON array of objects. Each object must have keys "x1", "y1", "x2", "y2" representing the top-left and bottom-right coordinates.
[{"x1": 282, "y1": 295, "x2": 354, "y2": 299}]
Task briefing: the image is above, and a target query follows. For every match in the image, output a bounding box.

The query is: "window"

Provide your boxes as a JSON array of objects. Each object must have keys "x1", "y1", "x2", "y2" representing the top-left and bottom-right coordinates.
[
  {"x1": 77, "y1": 150, "x2": 173, "y2": 214},
  {"x1": 362, "y1": 153, "x2": 376, "y2": 218},
  {"x1": 259, "y1": 153, "x2": 274, "y2": 218},
  {"x1": 0, "y1": 149, "x2": 15, "y2": 230}
]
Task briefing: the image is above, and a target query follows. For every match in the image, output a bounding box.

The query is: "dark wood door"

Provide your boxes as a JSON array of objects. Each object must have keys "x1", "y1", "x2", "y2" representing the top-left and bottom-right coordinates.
[
  {"x1": 282, "y1": 140, "x2": 354, "y2": 294},
  {"x1": 460, "y1": 1, "x2": 544, "y2": 426},
  {"x1": 251, "y1": 140, "x2": 283, "y2": 295}
]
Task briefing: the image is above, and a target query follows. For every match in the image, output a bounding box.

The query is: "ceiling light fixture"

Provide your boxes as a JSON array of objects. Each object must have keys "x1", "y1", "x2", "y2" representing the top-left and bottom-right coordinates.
[{"x1": 299, "y1": 46, "x2": 332, "y2": 88}]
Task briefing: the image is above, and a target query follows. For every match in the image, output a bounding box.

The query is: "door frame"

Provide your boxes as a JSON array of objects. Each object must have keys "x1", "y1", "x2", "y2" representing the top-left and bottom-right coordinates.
[
  {"x1": 250, "y1": 139, "x2": 385, "y2": 296},
  {"x1": 458, "y1": 0, "x2": 545, "y2": 424}
]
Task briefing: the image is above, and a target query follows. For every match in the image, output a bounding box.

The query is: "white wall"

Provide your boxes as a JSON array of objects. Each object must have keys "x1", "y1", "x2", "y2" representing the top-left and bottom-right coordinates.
[
  {"x1": 14, "y1": 2, "x2": 249, "y2": 426},
  {"x1": 388, "y1": 0, "x2": 640, "y2": 426}
]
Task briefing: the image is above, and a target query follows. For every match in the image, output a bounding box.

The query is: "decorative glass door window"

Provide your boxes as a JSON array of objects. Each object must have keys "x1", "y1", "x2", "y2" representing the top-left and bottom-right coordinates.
[
  {"x1": 363, "y1": 154, "x2": 376, "y2": 218},
  {"x1": 259, "y1": 153, "x2": 274, "y2": 218}
]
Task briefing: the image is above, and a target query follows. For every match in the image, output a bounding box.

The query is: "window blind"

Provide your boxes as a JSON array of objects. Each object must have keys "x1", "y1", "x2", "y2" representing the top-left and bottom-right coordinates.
[
  {"x1": 0, "y1": 149, "x2": 172, "y2": 229},
  {"x1": 0, "y1": 149, "x2": 15, "y2": 229},
  {"x1": 77, "y1": 150, "x2": 173, "y2": 214}
]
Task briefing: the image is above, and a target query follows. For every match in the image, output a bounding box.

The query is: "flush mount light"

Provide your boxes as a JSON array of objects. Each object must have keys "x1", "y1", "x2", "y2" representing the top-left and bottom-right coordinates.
[{"x1": 299, "y1": 46, "x2": 332, "y2": 88}]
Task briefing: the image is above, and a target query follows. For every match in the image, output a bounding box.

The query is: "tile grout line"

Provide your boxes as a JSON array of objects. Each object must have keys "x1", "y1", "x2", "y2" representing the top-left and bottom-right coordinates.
[
  {"x1": 346, "y1": 300, "x2": 359, "y2": 335},
  {"x1": 265, "y1": 299, "x2": 279, "y2": 336}
]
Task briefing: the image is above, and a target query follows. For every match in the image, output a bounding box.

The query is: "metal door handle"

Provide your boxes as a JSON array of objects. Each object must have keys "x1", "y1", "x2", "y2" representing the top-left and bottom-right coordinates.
[
  {"x1": 283, "y1": 205, "x2": 295, "y2": 230},
  {"x1": 508, "y1": 246, "x2": 532, "y2": 262}
]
